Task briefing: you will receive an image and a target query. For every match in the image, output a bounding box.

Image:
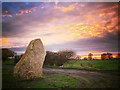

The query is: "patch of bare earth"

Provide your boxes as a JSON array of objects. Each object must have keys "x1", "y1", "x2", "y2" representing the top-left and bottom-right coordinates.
[{"x1": 43, "y1": 68, "x2": 119, "y2": 88}]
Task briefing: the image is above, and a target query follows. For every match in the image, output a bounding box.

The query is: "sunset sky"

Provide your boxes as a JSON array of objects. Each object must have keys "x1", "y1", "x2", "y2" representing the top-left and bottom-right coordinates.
[{"x1": 1, "y1": 2, "x2": 119, "y2": 57}]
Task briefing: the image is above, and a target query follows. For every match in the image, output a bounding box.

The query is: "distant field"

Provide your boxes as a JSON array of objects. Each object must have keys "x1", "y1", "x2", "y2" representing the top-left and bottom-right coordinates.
[{"x1": 63, "y1": 60, "x2": 119, "y2": 70}]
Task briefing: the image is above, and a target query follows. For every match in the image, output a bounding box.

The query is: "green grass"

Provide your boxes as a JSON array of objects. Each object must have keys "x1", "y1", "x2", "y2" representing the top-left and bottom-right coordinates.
[
  {"x1": 33, "y1": 74, "x2": 78, "y2": 88},
  {"x1": 63, "y1": 60, "x2": 119, "y2": 70},
  {"x1": 2, "y1": 60, "x2": 119, "y2": 88},
  {"x1": 3, "y1": 60, "x2": 15, "y2": 65},
  {"x1": 2, "y1": 62, "x2": 79, "y2": 88}
]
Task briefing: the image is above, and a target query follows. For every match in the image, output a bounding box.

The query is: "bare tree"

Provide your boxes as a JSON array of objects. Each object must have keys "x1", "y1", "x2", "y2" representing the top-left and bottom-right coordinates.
[
  {"x1": 101, "y1": 53, "x2": 113, "y2": 60},
  {"x1": 107, "y1": 53, "x2": 113, "y2": 59},
  {"x1": 88, "y1": 53, "x2": 93, "y2": 60},
  {"x1": 58, "y1": 50, "x2": 75, "y2": 59},
  {"x1": 101, "y1": 53, "x2": 107, "y2": 60},
  {"x1": 2, "y1": 48, "x2": 16, "y2": 61},
  {"x1": 116, "y1": 53, "x2": 120, "y2": 59},
  {"x1": 44, "y1": 50, "x2": 75, "y2": 66}
]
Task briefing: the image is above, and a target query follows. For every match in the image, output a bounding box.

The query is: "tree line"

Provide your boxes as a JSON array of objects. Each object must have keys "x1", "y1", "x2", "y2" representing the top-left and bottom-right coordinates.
[
  {"x1": 81, "y1": 52, "x2": 120, "y2": 60},
  {"x1": 1, "y1": 48, "x2": 75, "y2": 66},
  {"x1": 1, "y1": 48, "x2": 120, "y2": 66}
]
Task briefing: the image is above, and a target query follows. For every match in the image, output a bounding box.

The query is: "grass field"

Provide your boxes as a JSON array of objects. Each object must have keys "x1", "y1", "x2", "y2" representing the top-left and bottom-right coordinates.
[
  {"x1": 63, "y1": 60, "x2": 119, "y2": 70},
  {"x1": 2, "y1": 62, "x2": 78, "y2": 88},
  {"x1": 2, "y1": 59, "x2": 119, "y2": 88}
]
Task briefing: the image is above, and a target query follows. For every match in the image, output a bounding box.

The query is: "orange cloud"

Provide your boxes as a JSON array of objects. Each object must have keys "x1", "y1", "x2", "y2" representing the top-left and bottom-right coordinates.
[
  {"x1": 48, "y1": 21, "x2": 108, "y2": 40},
  {"x1": 55, "y1": 4, "x2": 75, "y2": 12},
  {"x1": 16, "y1": 7, "x2": 37, "y2": 16},
  {"x1": 108, "y1": 11, "x2": 116, "y2": 16},
  {"x1": 61, "y1": 4, "x2": 75, "y2": 12},
  {"x1": 48, "y1": 6, "x2": 118, "y2": 40},
  {"x1": 3, "y1": 7, "x2": 37, "y2": 17},
  {"x1": 0, "y1": 38, "x2": 9, "y2": 43},
  {"x1": 2, "y1": 14, "x2": 12, "y2": 17},
  {"x1": 2, "y1": 11, "x2": 12, "y2": 17},
  {"x1": 101, "y1": 4, "x2": 118, "y2": 12},
  {"x1": 99, "y1": 13, "x2": 105, "y2": 17}
]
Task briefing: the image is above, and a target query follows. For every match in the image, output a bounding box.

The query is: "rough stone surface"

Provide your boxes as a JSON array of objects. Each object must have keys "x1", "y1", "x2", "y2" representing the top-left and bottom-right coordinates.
[{"x1": 14, "y1": 39, "x2": 46, "y2": 80}]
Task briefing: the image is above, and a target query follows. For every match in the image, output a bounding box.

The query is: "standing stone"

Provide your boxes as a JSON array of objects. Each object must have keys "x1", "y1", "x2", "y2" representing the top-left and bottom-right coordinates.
[{"x1": 14, "y1": 39, "x2": 46, "y2": 80}]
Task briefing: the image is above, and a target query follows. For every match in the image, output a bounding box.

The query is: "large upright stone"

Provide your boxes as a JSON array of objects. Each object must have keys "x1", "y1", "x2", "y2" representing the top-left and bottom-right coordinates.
[{"x1": 14, "y1": 39, "x2": 46, "y2": 80}]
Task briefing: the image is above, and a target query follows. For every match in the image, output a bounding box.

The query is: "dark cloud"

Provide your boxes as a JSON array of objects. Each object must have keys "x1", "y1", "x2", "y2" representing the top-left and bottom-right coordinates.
[
  {"x1": 2, "y1": 22, "x2": 20, "y2": 37},
  {"x1": 9, "y1": 31, "x2": 119, "y2": 55},
  {"x1": 74, "y1": 31, "x2": 118, "y2": 52},
  {"x1": 2, "y1": 20, "x2": 27, "y2": 37},
  {"x1": 45, "y1": 31, "x2": 119, "y2": 53}
]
